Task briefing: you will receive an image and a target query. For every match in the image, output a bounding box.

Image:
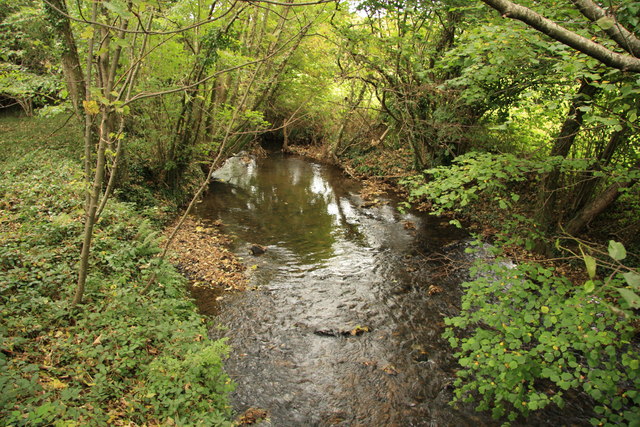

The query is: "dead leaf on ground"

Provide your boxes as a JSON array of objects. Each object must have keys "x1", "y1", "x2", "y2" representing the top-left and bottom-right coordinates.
[
  {"x1": 237, "y1": 408, "x2": 269, "y2": 425},
  {"x1": 382, "y1": 365, "x2": 398, "y2": 375},
  {"x1": 165, "y1": 217, "x2": 247, "y2": 292},
  {"x1": 92, "y1": 334, "x2": 103, "y2": 346},
  {"x1": 427, "y1": 285, "x2": 444, "y2": 295},
  {"x1": 350, "y1": 325, "x2": 370, "y2": 336}
]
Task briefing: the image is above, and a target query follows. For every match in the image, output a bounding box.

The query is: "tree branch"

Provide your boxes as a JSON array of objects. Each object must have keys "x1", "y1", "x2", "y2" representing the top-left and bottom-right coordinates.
[
  {"x1": 240, "y1": 0, "x2": 335, "y2": 6},
  {"x1": 43, "y1": 0, "x2": 240, "y2": 35},
  {"x1": 570, "y1": 0, "x2": 640, "y2": 58},
  {"x1": 480, "y1": 0, "x2": 640, "y2": 73},
  {"x1": 122, "y1": 17, "x2": 309, "y2": 106}
]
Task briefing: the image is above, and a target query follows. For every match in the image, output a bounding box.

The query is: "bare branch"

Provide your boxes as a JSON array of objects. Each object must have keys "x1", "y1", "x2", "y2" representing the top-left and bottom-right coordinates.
[
  {"x1": 240, "y1": 0, "x2": 336, "y2": 6},
  {"x1": 43, "y1": 0, "x2": 240, "y2": 35}
]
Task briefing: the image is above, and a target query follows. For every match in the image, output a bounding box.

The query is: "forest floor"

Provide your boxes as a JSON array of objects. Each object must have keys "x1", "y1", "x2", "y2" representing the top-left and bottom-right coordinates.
[{"x1": 0, "y1": 114, "x2": 235, "y2": 425}]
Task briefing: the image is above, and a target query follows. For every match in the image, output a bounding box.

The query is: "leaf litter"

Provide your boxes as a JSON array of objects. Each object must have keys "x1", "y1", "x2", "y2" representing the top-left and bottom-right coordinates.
[{"x1": 165, "y1": 216, "x2": 247, "y2": 314}]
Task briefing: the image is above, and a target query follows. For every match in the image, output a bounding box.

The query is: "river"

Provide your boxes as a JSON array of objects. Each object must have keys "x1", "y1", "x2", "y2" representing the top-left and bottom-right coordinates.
[{"x1": 193, "y1": 153, "x2": 589, "y2": 426}]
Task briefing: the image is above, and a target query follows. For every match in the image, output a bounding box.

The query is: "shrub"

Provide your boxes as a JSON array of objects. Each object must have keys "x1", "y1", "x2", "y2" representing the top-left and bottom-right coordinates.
[{"x1": 444, "y1": 261, "x2": 640, "y2": 425}]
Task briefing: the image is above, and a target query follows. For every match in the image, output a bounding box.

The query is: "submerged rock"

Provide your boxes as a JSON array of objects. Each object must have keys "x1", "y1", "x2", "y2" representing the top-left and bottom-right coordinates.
[{"x1": 249, "y1": 244, "x2": 267, "y2": 255}]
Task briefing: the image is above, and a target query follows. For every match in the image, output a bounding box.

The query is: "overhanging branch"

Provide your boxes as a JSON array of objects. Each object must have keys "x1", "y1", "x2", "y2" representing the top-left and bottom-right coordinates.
[{"x1": 480, "y1": 0, "x2": 640, "y2": 73}]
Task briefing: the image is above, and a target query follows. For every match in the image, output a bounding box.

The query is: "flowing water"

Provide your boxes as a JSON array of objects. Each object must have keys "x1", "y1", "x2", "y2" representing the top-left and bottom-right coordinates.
[{"x1": 194, "y1": 153, "x2": 589, "y2": 426}]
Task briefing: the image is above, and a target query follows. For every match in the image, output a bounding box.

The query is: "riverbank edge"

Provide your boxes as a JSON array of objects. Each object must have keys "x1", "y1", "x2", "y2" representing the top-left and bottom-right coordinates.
[{"x1": 162, "y1": 216, "x2": 247, "y2": 317}]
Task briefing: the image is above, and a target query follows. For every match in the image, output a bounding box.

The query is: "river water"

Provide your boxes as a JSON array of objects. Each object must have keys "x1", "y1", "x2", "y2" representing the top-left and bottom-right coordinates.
[{"x1": 194, "y1": 153, "x2": 588, "y2": 426}]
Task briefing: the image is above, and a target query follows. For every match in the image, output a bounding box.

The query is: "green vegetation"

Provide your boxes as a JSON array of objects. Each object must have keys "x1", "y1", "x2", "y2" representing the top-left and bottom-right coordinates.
[
  {"x1": 1, "y1": 0, "x2": 639, "y2": 424},
  {"x1": 0, "y1": 116, "x2": 233, "y2": 425},
  {"x1": 444, "y1": 260, "x2": 639, "y2": 425}
]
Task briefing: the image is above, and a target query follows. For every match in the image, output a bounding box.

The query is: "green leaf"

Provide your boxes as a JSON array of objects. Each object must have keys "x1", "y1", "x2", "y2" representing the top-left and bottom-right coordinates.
[
  {"x1": 103, "y1": 0, "x2": 132, "y2": 17},
  {"x1": 623, "y1": 272, "x2": 640, "y2": 289},
  {"x1": 113, "y1": 37, "x2": 130, "y2": 48},
  {"x1": 595, "y1": 16, "x2": 616, "y2": 30},
  {"x1": 83, "y1": 100, "x2": 100, "y2": 115},
  {"x1": 583, "y1": 254, "x2": 597, "y2": 279},
  {"x1": 584, "y1": 280, "x2": 595, "y2": 293},
  {"x1": 608, "y1": 240, "x2": 626, "y2": 261},
  {"x1": 617, "y1": 288, "x2": 640, "y2": 309},
  {"x1": 80, "y1": 26, "x2": 95, "y2": 40}
]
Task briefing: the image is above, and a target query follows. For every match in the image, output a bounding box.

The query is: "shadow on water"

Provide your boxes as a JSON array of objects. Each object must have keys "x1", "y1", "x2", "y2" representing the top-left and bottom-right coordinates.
[{"x1": 194, "y1": 153, "x2": 591, "y2": 426}]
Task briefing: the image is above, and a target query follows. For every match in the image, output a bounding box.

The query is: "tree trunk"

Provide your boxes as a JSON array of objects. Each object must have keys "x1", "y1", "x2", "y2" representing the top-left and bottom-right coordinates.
[
  {"x1": 74, "y1": 115, "x2": 109, "y2": 305},
  {"x1": 480, "y1": 0, "x2": 640, "y2": 72},
  {"x1": 282, "y1": 120, "x2": 289, "y2": 152},
  {"x1": 537, "y1": 79, "x2": 599, "y2": 229},
  {"x1": 570, "y1": 0, "x2": 640, "y2": 57},
  {"x1": 328, "y1": 84, "x2": 367, "y2": 160},
  {"x1": 44, "y1": 0, "x2": 86, "y2": 118},
  {"x1": 570, "y1": 125, "x2": 628, "y2": 214},
  {"x1": 565, "y1": 172, "x2": 638, "y2": 235}
]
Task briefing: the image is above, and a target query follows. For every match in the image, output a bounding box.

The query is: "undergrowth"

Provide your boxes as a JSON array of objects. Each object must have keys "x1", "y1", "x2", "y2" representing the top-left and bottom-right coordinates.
[
  {"x1": 444, "y1": 260, "x2": 640, "y2": 425},
  {"x1": 0, "y1": 115, "x2": 234, "y2": 425},
  {"x1": 398, "y1": 150, "x2": 640, "y2": 425}
]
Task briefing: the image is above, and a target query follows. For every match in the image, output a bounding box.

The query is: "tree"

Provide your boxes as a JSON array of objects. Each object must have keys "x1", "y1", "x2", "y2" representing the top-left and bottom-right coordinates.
[
  {"x1": 480, "y1": 0, "x2": 640, "y2": 236},
  {"x1": 331, "y1": 0, "x2": 483, "y2": 169},
  {"x1": 480, "y1": 0, "x2": 640, "y2": 72},
  {"x1": 43, "y1": 0, "x2": 263, "y2": 304},
  {"x1": 42, "y1": 0, "x2": 340, "y2": 305}
]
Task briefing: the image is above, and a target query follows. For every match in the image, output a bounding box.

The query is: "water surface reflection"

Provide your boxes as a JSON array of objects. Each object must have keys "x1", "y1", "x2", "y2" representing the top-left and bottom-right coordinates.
[{"x1": 194, "y1": 154, "x2": 587, "y2": 426}]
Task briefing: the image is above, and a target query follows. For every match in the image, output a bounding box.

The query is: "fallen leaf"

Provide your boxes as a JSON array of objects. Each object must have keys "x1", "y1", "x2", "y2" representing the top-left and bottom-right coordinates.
[
  {"x1": 382, "y1": 365, "x2": 398, "y2": 375},
  {"x1": 350, "y1": 325, "x2": 370, "y2": 335},
  {"x1": 49, "y1": 378, "x2": 68, "y2": 389},
  {"x1": 427, "y1": 285, "x2": 444, "y2": 295},
  {"x1": 237, "y1": 408, "x2": 269, "y2": 425}
]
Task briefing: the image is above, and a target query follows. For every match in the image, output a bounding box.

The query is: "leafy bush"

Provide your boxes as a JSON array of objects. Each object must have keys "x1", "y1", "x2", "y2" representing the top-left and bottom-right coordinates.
[
  {"x1": 0, "y1": 63, "x2": 61, "y2": 115},
  {"x1": 444, "y1": 261, "x2": 640, "y2": 425},
  {"x1": 400, "y1": 152, "x2": 540, "y2": 216},
  {"x1": 400, "y1": 151, "x2": 640, "y2": 250}
]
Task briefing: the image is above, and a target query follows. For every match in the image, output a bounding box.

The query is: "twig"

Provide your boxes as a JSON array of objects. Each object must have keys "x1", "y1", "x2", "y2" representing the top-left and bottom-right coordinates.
[{"x1": 45, "y1": 112, "x2": 75, "y2": 140}]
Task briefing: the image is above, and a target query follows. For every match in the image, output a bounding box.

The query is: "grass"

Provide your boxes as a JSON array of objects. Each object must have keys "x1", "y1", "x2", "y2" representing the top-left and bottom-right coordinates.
[{"x1": 0, "y1": 113, "x2": 234, "y2": 425}]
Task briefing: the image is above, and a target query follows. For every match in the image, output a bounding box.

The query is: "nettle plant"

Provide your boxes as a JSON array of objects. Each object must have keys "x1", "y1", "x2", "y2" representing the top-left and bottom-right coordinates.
[{"x1": 444, "y1": 254, "x2": 640, "y2": 425}]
